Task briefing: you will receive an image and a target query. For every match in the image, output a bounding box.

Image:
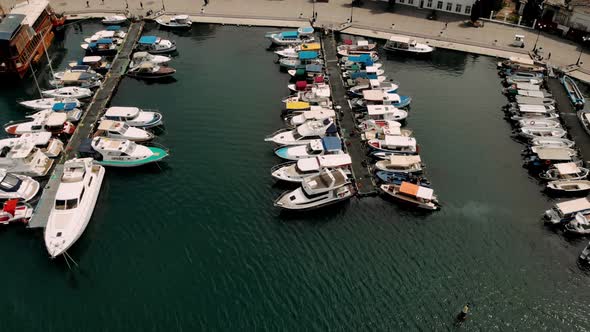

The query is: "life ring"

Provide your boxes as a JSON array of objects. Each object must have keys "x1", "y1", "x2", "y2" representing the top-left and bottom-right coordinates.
[
  {"x1": 530, "y1": 121, "x2": 535, "y2": 125},
  {"x1": 545, "y1": 160, "x2": 551, "y2": 165}
]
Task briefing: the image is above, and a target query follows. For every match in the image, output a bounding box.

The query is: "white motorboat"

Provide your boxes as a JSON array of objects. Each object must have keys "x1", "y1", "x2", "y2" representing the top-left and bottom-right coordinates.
[
  {"x1": 0, "y1": 170, "x2": 40, "y2": 202},
  {"x1": 19, "y1": 97, "x2": 80, "y2": 111},
  {"x1": 358, "y1": 119, "x2": 402, "y2": 132},
  {"x1": 513, "y1": 89, "x2": 552, "y2": 98},
  {"x1": 517, "y1": 118, "x2": 561, "y2": 128},
  {"x1": 539, "y1": 162, "x2": 589, "y2": 181},
  {"x1": 504, "y1": 76, "x2": 543, "y2": 85},
  {"x1": 529, "y1": 146, "x2": 577, "y2": 160},
  {"x1": 127, "y1": 62, "x2": 176, "y2": 79},
  {"x1": 510, "y1": 112, "x2": 559, "y2": 122},
  {"x1": 274, "y1": 136, "x2": 342, "y2": 160},
  {"x1": 287, "y1": 81, "x2": 328, "y2": 93},
  {"x1": 79, "y1": 137, "x2": 168, "y2": 167},
  {"x1": 506, "y1": 103, "x2": 555, "y2": 113},
  {"x1": 546, "y1": 180, "x2": 590, "y2": 196},
  {"x1": 0, "y1": 140, "x2": 54, "y2": 177},
  {"x1": 515, "y1": 96, "x2": 555, "y2": 106},
  {"x1": 156, "y1": 15, "x2": 192, "y2": 29},
  {"x1": 577, "y1": 110, "x2": 590, "y2": 136},
  {"x1": 102, "y1": 15, "x2": 127, "y2": 25},
  {"x1": 284, "y1": 107, "x2": 335, "y2": 127},
  {"x1": 0, "y1": 199, "x2": 33, "y2": 225},
  {"x1": 4, "y1": 111, "x2": 76, "y2": 136},
  {"x1": 530, "y1": 137, "x2": 575, "y2": 148},
  {"x1": 265, "y1": 119, "x2": 336, "y2": 145},
  {"x1": 49, "y1": 72, "x2": 102, "y2": 89},
  {"x1": 95, "y1": 120, "x2": 154, "y2": 142},
  {"x1": 368, "y1": 135, "x2": 417, "y2": 154},
  {"x1": 544, "y1": 198, "x2": 590, "y2": 225},
  {"x1": 68, "y1": 56, "x2": 112, "y2": 74},
  {"x1": 130, "y1": 52, "x2": 171, "y2": 68},
  {"x1": 83, "y1": 29, "x2": 126, "y2": 44},
  {"x1": 274, "y1": 169, "x2": 354, "y2": 210},
  {"x1": 44, "y1": 158, "x2": 105, "y2": 258},
  {"x1": 380, "y1": 182, "x2": 439, "y2": 210},
  {"x1": 518, "y1": 126, "x2": 567, "y2": 139},
  {"x1": 297, "y1": 26, "x2": 314, "y2": 36},
  {"x1": 136, "y1": 36, "x2": 176, "y2": 54},
  {"x1": 349, "y1": 79, "x2": 398, "y2": 97},
  {"x1": 361, "y1": 122, "x2": 413, "y2": 141},
  {"x1": 42, "y1": 87, "x2": 92, "y2": 99},
  {"x1": 274, "y1": 42, "x2": 321, "y2": 58},
  {"x1": 337, "y1": 39, "x2": 377, "y2": 57},
  {"x1": 383, "y1": 36, "x2": 434, "y2": 54},
  {"x1": 0, "y1": 132, "x2": 63, "y2": 158},
  {"x1": 102, "y1": 106, "x2": 163, "y2": 128},
  {"x1": 271, "y1": 154, "x2": 352, "y2": 183},
  {"x1": 284, "y1": 84, "x2": 331, "y2": 104},
  {"x1": 565, "y1": 212, "x2": 590, "y2": 235},
  {"x1": 354, "y1": 90, "x2": 412, "y2": 108},
  {"x1": 375, "y1": 155, "x2": 423, "y2": 173},
  {"x1": 267, "y1": 31, "x2": 314, "y2": 46},
  {"x1": 366, "y1": 105, "x2": 408, "y2": 122},
  {"x1": 581, "y1": 241, "x2": 590, "y2": 263}
]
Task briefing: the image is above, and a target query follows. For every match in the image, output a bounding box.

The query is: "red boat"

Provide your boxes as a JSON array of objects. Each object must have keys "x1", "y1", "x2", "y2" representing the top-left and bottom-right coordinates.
[{"x1": 0, "y1": 199, "x2": 32, "y2": 225}]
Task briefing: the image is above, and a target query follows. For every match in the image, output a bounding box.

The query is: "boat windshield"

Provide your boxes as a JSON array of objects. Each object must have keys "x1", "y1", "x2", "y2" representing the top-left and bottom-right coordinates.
[
  {"x1": 119, "y1": 124, "x2": 129, "y2": 134},
  {"x1": 24, "y1": 149, "x2": 38, "y2": 164},
  {"x1": 306, "y1": 145, "x2": 321, "y2": 154},
  {"x1": 124, "y1": 142, "x2": 137, "y2": 154},
  {"x1": 0, "y1": 174, "x2": 21, "y2": 192},
  {"x1": 55, "y1": 198, "x2": 78, "y2": 210},
  {"x1": 293, "y1": 131, "x2": 303, "y2": 140}
]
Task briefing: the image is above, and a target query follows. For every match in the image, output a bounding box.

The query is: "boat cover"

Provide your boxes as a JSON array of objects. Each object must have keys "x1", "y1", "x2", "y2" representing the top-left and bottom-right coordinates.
[
  {"x1": 139, "y1": 36, "x2": 158, "y2": 44},
  {"x1": 384, "y1": 135, "x2": 415, "y2": 147},
  {"x1": 97, "y1": 38, "x2": 113, "y2": 44},
  {"x1": 301, "y1": 43, "x2": 320, "y2": 51},
  {"x1": 299, "y1": 27, "x2": 314, "y2": 34},
  {"x1": 314, "y1": 76, "x2": 324, "y2": 83},
  {"x1": 326, "y1": 123, "x2": 337, "y2": 134},
  {"x1": 286, "y1": 101, "x2": 309, "y2": 110},
  {"x1": 555, "y1": 162, "x2": 580, "y2": 175},
  {"x1": 106, "y1": 25, "x2": 121, "y2": 31},
  {"x1": 389, "y1": 155, "x2": 421, "y2": 166},
  {"x1": 536, "y1": 148, "x2": 572, "y2": 161},
  {"x1": 3, "y1": 199, "x2": 16, "y2": 216},
  {"x1": 363, "y1": 90, "x2": 384, "y2": 101},
  {"x1": 295, "y1": 68, "x2": 306, "y2": 76},
  {"x1": 318, "y1": 154, "x2": 351, "y2": 167},
  {"x1": 400, "y1": 182, "x2": 433, "y2": 200},
  {"x1": 556, "y1": 198, "x2": 590, "y2": 215},
  {"x1": 347, "y1": 54, "x2": 372, "y2": 64},
  {"x1": 296, "y1": 81, "x2": 307, "y2": 91},
  {"x1": 298, "y1": 51, "x2": 318, "y2": 60},
  {"x1": 52, "y1": 102, "x2": 77, "y2": 111},
  {"x1": 281, "y1": 31, "x2": 298, "y2": 38},
  {"x1": 46, "y1": 113, "x2": 67, "y2": 127},
  {"x1": 343, "y1": 39, "x2": 353, "y2": 45},
  {"x1": 321, "y1": 136, "x2": 341, "y2": 152},
  {"x1": 367, "y1": 105, "x2": 398, "y2": 115},
  {"x1": 305, "y1": 64, "x2": 322, "y2": 72},
  {"x1": 62, "y1": 72, "x2": 83, "y2": 81}
]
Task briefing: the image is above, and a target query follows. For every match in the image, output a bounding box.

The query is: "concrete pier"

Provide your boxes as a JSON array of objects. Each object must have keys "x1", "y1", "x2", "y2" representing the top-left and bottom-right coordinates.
[{"x1": 28, "y1": 21, "x2": 145, "y2": 229}]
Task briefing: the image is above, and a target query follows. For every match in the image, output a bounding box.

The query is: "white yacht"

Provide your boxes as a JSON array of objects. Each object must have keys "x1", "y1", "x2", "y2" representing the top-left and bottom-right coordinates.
[
  {"x1": 381, "y1": 182, "x2": 439, "y2": 210},
  {"x1": 102, "y1": 15, "x2": 127, "y2": 24},
  {"x1": 130, "y1": 52, "x2": 171, "y2": 68},
  {"x1": 519, "y1": 126, "x2": 567, "y2": 139},
  {"x1": 95, "y1": 120, "x2": 154, "y2": 142},
  {"x1": 271, "y1": 154, "x2": 352, "y2": 183},
  {"x1": 42, "y1": 87, "x2": 93, "y2": 99},
  {"x1": 83, "y1": 29, "x2": 126, "y2": 44},
  {"x1": 366, "y1": 105, "x2": 408, "y2": 122},
  {"x1": 274, "y1": 136, "x2": 343, "y2": 160},
  {"x1": 539, "y1": 162, "x2": 589, "y2": 181},
  {"x1": 19, "y1": 97, "x2": 80, "y2": 111},
  {"x1": 5, "y1": 111, "x2": 76, "y2": 136},
  {"x1": 384, "y1": 36, "x2": 434, "y2": 54},
  {"x1": 368, "y1": 135, "x2": 417, "y2": 154},
  {"x1": 267, "y1": 31, "x2": 314, "y2": 46},
  {"x1": 274, "y1": 42, "x2": 321, "y2": 58},
  {"x1": 156, "y1": 15, "x2": 192, "y2": 28},
  {"x1": 79, "y1": 137, "x2": 168, "y2": 167},
  {"x1": 375, "y1": 155, "x2": 423, "y2": 174},
  {"x1": 0, "y1": 132, "x2": 63, "y2": 158},
  {"x1": 544, "y1": 198, "x2": 590, "y2": 225},
  {"x1": 530, "y1": 137, "x2": 575, "y2": 149},
  {"x1": 265, "y1": 119, "x2": 336, "y2": 145},
  {"x1": 44, "y1": 158, "x2": 105, "y2": 258},
  {"x1": 0, "y1": 140, "x2": 54, "y2": 177},
  {"x1": 0, "y1": 170, "x2": 40, "y2": 202},
  {"x1": 349, "y1": 79, "x2": 398, "y2": 97},
  {"x1": 565, "y1": 212, "x2": 590, "y2": 235},
  {"x1": 274, "y1": 169, "x2": 354, "y2": 210},
  {"x1": 284, "y1": 107, "x2": 335, "y2": 127},
  {"x1": 102, "y1": 106, "x2": 163, "y2": 128}
]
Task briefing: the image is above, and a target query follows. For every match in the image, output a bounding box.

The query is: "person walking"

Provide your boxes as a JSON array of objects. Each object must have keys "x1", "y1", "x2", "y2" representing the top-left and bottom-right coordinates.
[
  {"x1": 140, "y1": 1, "x2": 143, "y2": 8},
  {"x1": 548, "y1": 52, "x2": 551, "y2": 60},
  {"x1": 86, "y1": 0, "x2": 89, "y2": 7}
]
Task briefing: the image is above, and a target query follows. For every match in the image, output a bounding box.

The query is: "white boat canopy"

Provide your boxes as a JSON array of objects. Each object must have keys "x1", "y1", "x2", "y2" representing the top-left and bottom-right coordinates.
[
  {"x1": 300, "y1": 108, "x2": 335, "y2": 120},
  {"x1": 536, "y1": 148, "x2": 574, "y2": 161},
  {"x1": 515, "y1": 82, "x2": 540, "y2": 91},
  {"x1": 46, "y1": 113, "x2": 67, "y2": 127},
  {"x1": 389, "y1": 155, "x2": 421, "y2": 166},
  {"x1": 365, "y1": 66, "x2": 378, "y2": 74},
  {"x1": 518, "y1": 105, "x2": 552, "y2": 113},
  {"x1": 416, "y1": 186, "x2": 433, "y2": 200},
  {"x1": 363, "y1": 90, "x2": 385, "y2": 101},
  {"x1": 556, "y1": 198, "x2": 590, "y2": 215},
  {"x1": 384, "y1": 135, "x2": 416, "y2": 147},
  {"x1": 367, "y1": 105, "x2": 400, "y2": 115},
  {"x1": 83, "y1": 56, "x2": 103, "y2": 63},
  {"x1": 555, "y1": 162, "x2": 581, "y2": 175},
  {"x1": 106, "y1": 107, "x2": 140, "y2": 118},
  {"x1": 297, "y1": 154, "x2": 352, "y2": 172},
  {"x1": 508, "y1": 56, "x2": 535, "y2": 65}
]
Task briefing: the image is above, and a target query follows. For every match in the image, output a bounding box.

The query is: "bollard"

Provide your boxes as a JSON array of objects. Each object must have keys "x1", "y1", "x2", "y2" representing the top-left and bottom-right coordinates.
[
  {"x1": 517, "y1": 16, "x2": 522, "y2": 26},
  {"x1": 489, "y1": 11, "x2": 493, "y2": 20}
]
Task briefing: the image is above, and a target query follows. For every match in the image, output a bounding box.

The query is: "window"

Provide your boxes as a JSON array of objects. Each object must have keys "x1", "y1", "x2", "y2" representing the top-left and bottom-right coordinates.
[
  {"x1": 408, "y1": 0, "x2": 414, "y2": 4},
  {"x1": 55, "y1": 199, "x2": 78, "y2": 210},
  {"x1": 427, "y1": 0, "x2": 432, "y2": 7},
  {"x1": 455, "y1": 4, "x2": 461, "y2": 12},
  {"x1": 437, "y1": 1, "x2": 443, "y2": 9},
  {"x1": 446, "y1": 2, "x2": 452, "y2": 10},
  {"x1": 399, "y1": 0, "x2": 404, "y2": 3},
  {"x1": 465, "y1": 5, "x2": 471, "y2": 14}
]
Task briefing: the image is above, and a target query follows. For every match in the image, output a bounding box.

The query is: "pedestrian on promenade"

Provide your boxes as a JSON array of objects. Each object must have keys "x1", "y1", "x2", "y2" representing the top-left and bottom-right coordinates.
[
  {"x1": 86, "y1": 0, "x2": 89, "y2": 7},
  {"x1": 101, "y1": 0, "x2": 104, "y2": 4},
  {"x1": 204, "y1": 0, "x2": 209, "y2": 5},
  {"x1": 140, "y1": 1, "x2": 143, "y2": 8},
  {"x1": 444, "y1": 22, "x2": 448, "y2": 29},
  {"x1": 548, "y1": 52, "x2": 551, "y2": 60}
]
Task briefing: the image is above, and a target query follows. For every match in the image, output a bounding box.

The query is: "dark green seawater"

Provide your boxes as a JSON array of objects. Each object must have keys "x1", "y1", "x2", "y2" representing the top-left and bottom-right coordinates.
[{"x1": 0, "y1": 22, "x2": 589, "y2": 331}]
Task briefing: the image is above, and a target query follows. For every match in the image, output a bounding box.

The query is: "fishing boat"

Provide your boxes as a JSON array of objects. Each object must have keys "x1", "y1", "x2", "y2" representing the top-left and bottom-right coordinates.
[
  {"x1": 375, "y1": 171, "x2": 431, "y2": 187},
  {"x1": 273, "y1": 169, "x2": 354, "y2": 210},
  {"x1": 79, "y1": 137, "x2": 168, "y2": 167},
  {"x1": 562, "y1": 75, "x2": 585, "y2": 109},
  {"x1": 375, "y1": 155, "x2": 422, "y2": 173},
  {"x1": 274, "y1": 136, "x2": 342, "y2": 160},
  {"x1": 156, "y1": 15, "x2": 192, "y2": 29},
  {"x1": 5, "y1": 111, "x2": 76, "y2": 136},
  {"x1": 83, "y1": 27, "x2": 126, "y2": 44},
  {"x1": 279, "y1": 51, "x2": 322, "y2": 69},
  {"x1": 267, "y1": 31, "x2": 314, "y2": 46},
  {"x1": 365, "y1": 105, "x2": 408, "y2": 122},
  {"x1": 284, "y1": 107, "x2": 335, "y2": 127},
  {"x1": 82, "y1": 38, "x2": 120, "y2": 55},
  {"x1": 0, "y1": 199, "x2": 32, "y2": 225},
  {"x1": 19, "y1": 97, "x2": 80, "y2": 111},
  {"x1": 577, "y1": 110, "x2": 590, "y2": 136},
  {"x1": 135, "y1": 36, "x2": 176, "y2": 54},
  {"x1": 130, "y1": 52, "x2": 171, "y2": 68},
  {"x1": 383, "y1": 36, "x2": 434, "y2": 54},
  {"x1": 337, "y1": 39, "x2": 377, "y2": 56},
  {"x1": 102, "y1": 15, "x2": 127, "y2": 24},
  {"x1": 518, "y1": 126, "x2": 567, "y2": 139},
  {"x1": 530, "y1": 137, "x2": 575, "y2": 148},
  {"x1": 127, "y1": 62, "x2": 176, "y2": 80},
  {"x1": 354, "y1": 90, "x2": 412, "y2": 108},
  {"x1": 565, "y1": 212, "x2": 590, "y2": 234},
  {"x1": 274, "y1": 43, "x2": 321, "y2": 58},
  {"x1": 0, "y1": 170, "x2": 40, "y2": 202},
  {"x1": 367, "y1": 135, "x2": 417, "y2": 154},
  {"x1": 0, "y1": 140, "x2": 54, "y2": 177},
  {"x1": 50, "y1": 102, "x2": 84, "y2": 122},
  {"x1": 271, "y1": 154, "x2": 352, "y2": 183},
  {"x1": 49, "y1": 71, "x2": 102, "y2": 89},
  {"x1": 380, "y1": 182, "x2": 439, "y2": 210},
  {"x1": 265, "y1": 119, "x2": 336, "y2": 146},
  {"x1": 523, "y1": 147, "x2": 580, "y2": 171},
  {"x1": 516, "y1": 118, "x2": 561, "y2": 128},
  {"x1": 546, "y1": 180, "x2": 590, "y2": 196},
  {"x1": 504, "y1": 76, "x2": 543, "y2": 85},
  {"x1": 102, "y1": 107, "x2": 163, "y2": 128},
  {"x1": 580, "y1": 241, "x2": 590, "y2": 264},
  {"x1": 539, "y1": 162, "x2": 589, "y2": 181},
  {"x1": 94, "y1": 120, "x2": 154, "y2": 142},
  {"x1": 544, "y1": 197, "x2": 590, "y2": 225},
  {"x1": 348, "y1": 79, "x2": 399, "y2": 97},
  {"x1": 499, "y1": 57, "x2": 544, "y2": 72},
  {"x1": 44, "y1": 158, "x2": 105, "y2": 258},
  {"x1": 68, "y1": 56, "x2": 112, "y2": 74},
  {"x1": 42, "y1": 87, "x2": 92, "y2": 99},
  {"x1": 53, "y1": 65, "x2": 103, "y2": 81}
]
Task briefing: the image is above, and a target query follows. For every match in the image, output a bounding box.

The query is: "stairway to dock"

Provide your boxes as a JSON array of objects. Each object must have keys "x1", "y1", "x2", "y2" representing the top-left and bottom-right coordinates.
[
  {"x1": 321, "y1": 33, "x2": 377, "y2": 196},
  {"x1": 28, "y1": 21, "x2": 145, "y2": 229}
]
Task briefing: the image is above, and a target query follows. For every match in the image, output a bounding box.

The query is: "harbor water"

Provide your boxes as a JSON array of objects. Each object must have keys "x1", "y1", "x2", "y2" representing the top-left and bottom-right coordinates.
[{"x1": 0, "y1": 22, "x2": 589, "y2": 330}]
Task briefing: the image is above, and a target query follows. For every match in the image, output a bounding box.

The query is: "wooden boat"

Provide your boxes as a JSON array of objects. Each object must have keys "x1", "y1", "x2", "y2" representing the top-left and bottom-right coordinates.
[
  {"x1": 127, "y1": 62, "x2": 176, "y2": 80},
  {"x1": 577, "y1": 110, "x2": 590, "y2": 136},
  {"x1": 380, "y1": 182, "x2": 439, "y2": 210},
  {"x1": 539, "y1": 162, "x2": 589, "y2": 181},
  {"x1": 546, "y1": 180, "x2": 590, "y2": 196},
  {"x1": 562, "y1": 75, "x2": 585, "y2": 109}
]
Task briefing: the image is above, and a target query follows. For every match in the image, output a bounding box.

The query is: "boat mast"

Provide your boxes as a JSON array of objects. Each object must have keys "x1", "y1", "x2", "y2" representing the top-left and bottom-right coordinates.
[
  {"x1": 40, "y1": 26, "x2": 55, "y2": 77},
  {"x1": 30, "y1": 65, "x2": 43, "y2": 99}
]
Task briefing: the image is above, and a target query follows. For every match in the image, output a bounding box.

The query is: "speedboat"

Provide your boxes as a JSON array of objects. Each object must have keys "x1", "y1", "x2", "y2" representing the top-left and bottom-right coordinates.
[
  {"x1": 271, "y1": 154, "x2": 352, "y2": 183},
  {"x1": 274, "y1": 43, "x2": 320, "y2": 58},
  {"x1": 274, "y1": 136, "x2": 342, "y2": 160},
  {"x1": 19, "y1": 97, "x2": 80, "y2": 111},
  {"x1": 44, "y1": 158, "x2": 105, "y2": 258},
  {"x1": 266, "y1": 31, "x2": 314, "y2": 46},
  {"x1": 375, "y1": 171, "x2": 431, "y2": 187},
  {"x1": 0, "y1": 132, "x2": 63, "y2": 158},
  {"x1": 383, "y1": 36, "x2": 434, "y2": 54},
  {"x1": 130, "y1": 52, "x2": 171, "y2": 68},
  {"x1": 156, "y1": 15, "x2": 192, "y2": 28},
  {"x1": 0, "y1": 140, "x2": 54, "y2": 177},
  {"x1": 380, "y1": 182, "x2": 439, "y2": 210},
  {"x1": 348, "y1": 79, "x2": 399, "y2": 97},
  {"x1": 68, "y1": 56, "x2": 112, "y2": 74},
  {"x1": 539, "y1": 162, "x2": 589, "y2": 181},
  {"x1": 565, "y1": 212, "x2": 590, "y2": 235},
  {"x1": 516, "y1": 118, "x2": 561, "y2": 128},
  {"x1": 95, "y1": 120, "x2": 154, "y2": 142},
  {"x1": 563, "y1": 75, "x2": 585, "y2": 109},
  {"x1": 546, "y1": 180, "x2": 590, "y2": 196},
  {"x1": 84, "y1": 27, "x2": 126, "y2": 44},
  {"x1": 274, "y1": 169, "x2": 354, "y2": 210},
  {"x1": 530, "y1": 137, "x2": 575, "y2": 148},
  {"x1": 79, "y1": 137, "x2": 168, "y2": 167},
  {"x1": 515, "y1": 96, "x2": 555, "y2": 106},
  {"x1": 102, "y1": 106, "x2": 163, "y2": 128},
  {"x1": 127, "y1": 62, "x2": 176, "y2": 80},
  {"x1": 367, "y1": 135, "x2": 417, "y2": 154},
  {"x1": 42, "y1": 87, "x2": 92, "y2": 99},
  {"x1": 5, "y1": 111, "x2": 76, "y2": 136},
  {"x1": 375, "y1": 155, "x2": 423, "y2": 173},
  {"x1": 279, "y1": 51, "x2": 322, "y2": 69},
  {"x1": 518, "y1": 126, "x2": 567, "y2": 139},
  {"x1": 578, "y1": 110, "x2": 590, "y2": 136},
  {"x1": 102, "y1": 15, "x2": 127, "y2": 25},
  {"x1": 265, "y1": 119, "x2": 336, "y2": 145},
  {"x1": 365, "y1": 105, "x2": 408, "y2": 122},
  {"x1": 0, "y1": 170, "x2": 40, "y2": 202},
  {"x1": 354, "y1": 90, "x2": 411, "y2": 108},
  {"x1": 337, "y1": 39, "x2": 377, "y2": 57},
  {"x1": 0, "y1": 199, "x2": 33, "y2": 225},
  {"x1": 284, "y1": 107, "x2": 335, "y2": 127},
  {"x1": 49, "y1": 72, "x2": 102, "y2": 89},
  {"x1": 135, "y1": 36, "x2": 176, "y2": 54},
  {"x1": 82, "y1": 38, "x2": 120, "y2": 55},
  {"x1": 544, "y1": 198, "x2": 590, "y2": 225}
]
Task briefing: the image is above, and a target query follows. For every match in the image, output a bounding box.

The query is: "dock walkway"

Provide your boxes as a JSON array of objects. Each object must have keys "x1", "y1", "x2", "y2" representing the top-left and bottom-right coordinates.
[
  {"x1": 28, "y1": 21, "x2": 145, "y2": 229},
  {"x1": 321, "y1": 33, "x2": 377, "y2": 196}
]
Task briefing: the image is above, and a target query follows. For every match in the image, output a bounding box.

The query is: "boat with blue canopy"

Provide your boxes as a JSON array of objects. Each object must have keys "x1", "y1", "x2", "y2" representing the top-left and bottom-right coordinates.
[
  {"x1": 274, "y1": 136, "x2": 343, "y2": 160},
  {"x1": 51, "y1": 102, "x2": 83, "y2": 122},
  {"x1": 279, "y1": 52, "x2": 322, "y2": 69},
  {"x1": 82, "y1": 38, "x2": 119, "y2": 55},
  {"x1": 562, "y1": 75, "x2": 585, "y2": 109},
  {"x1": 135, "y1": 36, "x2": 176, "y2": 54},
  {"x1": 267, "y1": 30, "x2": 314, "y2": 46}
]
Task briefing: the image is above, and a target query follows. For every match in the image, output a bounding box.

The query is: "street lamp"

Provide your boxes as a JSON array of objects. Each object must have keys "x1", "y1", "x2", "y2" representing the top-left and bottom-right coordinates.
[
  {"x1": 578, "y1": 36, "x2": 590, "y2": 66},
  {"x1": 350, "y1": 0, "x2": 354, "y2": 23},
  {"x1": 532, "y1": 28, "x2": 541, "y2": 51}
]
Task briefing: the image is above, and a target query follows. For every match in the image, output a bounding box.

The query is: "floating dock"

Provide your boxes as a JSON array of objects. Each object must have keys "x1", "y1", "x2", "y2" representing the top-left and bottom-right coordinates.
[
  {"x1": 28, "y1": 21, "x2": 145, "y2": 229},
  {"x1": 321, "y1": 32, "x2": 377, "y2": 196}
]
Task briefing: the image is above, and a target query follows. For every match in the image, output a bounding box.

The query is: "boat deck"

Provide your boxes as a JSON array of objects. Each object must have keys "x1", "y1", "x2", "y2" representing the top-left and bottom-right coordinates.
[
  {"x1": 28, "y1": 21, "x2": 144, "y2": 229},
  {"x1": 547, "y1": 77, "x2": 590, "y2": 161},
  {"x1": 321, "y1": 32, "x2": 377, "y2": 197}
]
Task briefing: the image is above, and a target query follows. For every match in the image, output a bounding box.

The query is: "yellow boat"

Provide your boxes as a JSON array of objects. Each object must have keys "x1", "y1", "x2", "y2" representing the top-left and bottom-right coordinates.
[
  {"x1": 285, "y1": 101, "x2": 310, "y2": 110},
  {"x1": 300, "y1": 43, "x2": 321, "y2": 51}
]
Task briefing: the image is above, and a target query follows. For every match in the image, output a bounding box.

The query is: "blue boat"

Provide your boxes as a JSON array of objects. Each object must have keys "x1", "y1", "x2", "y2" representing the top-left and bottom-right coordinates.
[
  {"x1": 375, "y1": 171, "x2": 431, "y2": 187},
  {"x1": 280, "y1": 51, "x2": 321, "y2": 69},
  {"x1": 52, "y1": 102, "x2": 83, "y2": 122},
  {"x1": 562, "y1": 75, "x2": 586, "y2": 109},
  {"x1": 85, "y1": 38, "x2": 118, "y2": 55},
  {"x1": 274, "y1": 136, "x2": 342, "y2": 160}
]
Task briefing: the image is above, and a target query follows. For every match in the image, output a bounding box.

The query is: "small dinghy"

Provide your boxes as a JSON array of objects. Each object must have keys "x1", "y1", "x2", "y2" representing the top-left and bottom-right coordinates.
[
  {"x1": 530, "y1": 137, "x2": 575, "y2": 148},
  {"x1": 42, "y1": 87, "x2": 92, "y2": 99},
  {"x1": 539, "y1": 162, "x2": 589, "y2": 181},
  {"x1": 135, "y1": 36, "x2": 176, "y2": 54},
  {"x1": 577, "y1": 110, "x2": 590, "y2": 136},
  {"x1": 375, "y1": 155, "x2": 423, "y2": 173},
  {"x1": 94, "y1": 120, "x2": 155, "y2": 142},
  {"x1": 127, "y1": 62, "x2": 176, "y2": 80},
  {"x1": 271, "y1": 154, "x2": 352, "y2": 183},
  {"x1": 156, "y1": 15, "x2": 192, "y2": 29},
  {"x1": 544, "y1": 197, "x2": 590, "y2": 225},
  {"x1": 517, "y1": 118, "x2": 561, "y2": 128},
  {"x1": 274, "y1": 137, "x2": 342, "y2": 160},
  {"x1": 265, "y1": 119, "x2": 336, "y2": 146},
  {"x1": 0, "y1": 171, "x2": 40, "y2": 202},
  {"x1": 0, "y1": 199, "x2": 32, "y2": 225},
  {"x1": 102, "y1": 15, "x2": 127, "y2": 25},
  {"x1": 367, "y1": 135, "x2": 417, "y2": 154},
  {"x1": 19, "y1": 97, "x2": 80, "y2": 111},
  {"x1": 565, "y1": 212, "x2": 590, "y2": 234},
  {"x1": 380, "y1": 182, "x2": 439, "y2": 210},
  {"x1": 79, "y1": 137, "x2": 168, "y2": 167},
  {"x1": 546, "y1": 180, "x2": 590, "y2": 196},
  {"x1": 562, "y1": 75, "x2": 585, "y2": 109},
  {"x1": 518, "y1": 126, "x2": 567, "y2": 139}
]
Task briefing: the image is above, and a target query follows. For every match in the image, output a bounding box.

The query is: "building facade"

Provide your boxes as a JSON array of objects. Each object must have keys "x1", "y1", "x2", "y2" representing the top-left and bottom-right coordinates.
[
  {"x1": 542, "y1": 0, "x2": 590, "y2": 32},
  {"x1": 392, "y1": 0, "x2": 477, "y2": 16}
]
